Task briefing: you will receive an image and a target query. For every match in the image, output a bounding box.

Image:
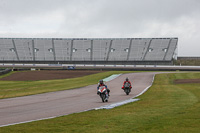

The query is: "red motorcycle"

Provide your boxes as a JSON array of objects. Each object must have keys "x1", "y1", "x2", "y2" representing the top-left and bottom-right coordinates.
[{"x1": 123, "y1": 82, "x2": 131, "y2": 95}]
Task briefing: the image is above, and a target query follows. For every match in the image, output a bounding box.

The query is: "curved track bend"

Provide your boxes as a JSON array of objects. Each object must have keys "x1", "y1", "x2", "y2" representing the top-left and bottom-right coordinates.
[{"x1": 0, "y1": 72, "x2": 161, "y2": 126}]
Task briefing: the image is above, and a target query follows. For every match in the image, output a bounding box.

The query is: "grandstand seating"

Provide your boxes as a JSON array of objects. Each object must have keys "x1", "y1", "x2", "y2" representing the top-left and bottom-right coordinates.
[
  {"x1": 164, "y1": 39, "x2": 177, "y2": 60},
  {"x1": 14, "y1": 39, "x2": 33, "y2": 61},
  {"x1": 0, "y1": 39, "x2": 17, "y2": 60},
  {"x1": 0, "y1": 38, "x2": 178, "y2": 64},
  {"x1": 144, "y1": 38, "x2": 171, "y2": 61},
  {"x1": 109, "y1": 39, "x2": 130, "y2": 61},
  {"x1": 93, "y1": 39, "x2": 111, "y2": 61},
  {"x1": 72, "y1": 40, "x2": 91, "y2": 61},
  {"x1": 129, "y1": 38, "x2": 150, "y2": 61},
  {"x1": 54, "y1": 39, "x2": 71, "y2": 61}
]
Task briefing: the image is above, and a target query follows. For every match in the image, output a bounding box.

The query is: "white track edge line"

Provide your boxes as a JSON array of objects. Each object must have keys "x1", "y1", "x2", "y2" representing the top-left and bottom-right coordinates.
[
  {"x1": 133, "y1": 74, "x2": 155, "y2": 98},
  {"x1": 95, "y1": 74, "x2": 156, "y2": 110}
]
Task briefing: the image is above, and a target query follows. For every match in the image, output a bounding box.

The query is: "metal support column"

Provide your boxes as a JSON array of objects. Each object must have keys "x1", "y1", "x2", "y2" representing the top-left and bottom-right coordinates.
[
  {"x1": 174, "y1": 39, "x2": 178, "y2": 60},
  {"x1": 12, "y1": 39, "x2": 19, "y2": 61},
  {"x1": 127, "y1": 38, "x2": 133, "y2": 61},
  {"x1": 52, "y1": 39, "x2": 56, "y2": 61},
  {"x1": 106, "y1": 40, "x2": 113, "y2": 61},
  {"x1": 70, "y1": 39, "x2": 74, "y2": 61},
  {"x1": 91, "y1": 40, "x2": 93, "y2": 61},
  {"x1": 171, "y1": 38, "x2": 178, "y2": 60},
  {"x1": 163, "y1": 38, "x2": 172, "y2": 60},
  {"x1": 142, "y1": 39, "x2": 152, "y2": 60},
  {"x1": 32, "y1": 39, "x2": 35, "y2": 61}
]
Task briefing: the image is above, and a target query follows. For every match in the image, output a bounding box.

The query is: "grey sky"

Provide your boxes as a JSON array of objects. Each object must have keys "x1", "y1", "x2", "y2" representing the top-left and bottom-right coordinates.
[{"x1": 0, "y1": 0, "x2": 200, "y2": 56}]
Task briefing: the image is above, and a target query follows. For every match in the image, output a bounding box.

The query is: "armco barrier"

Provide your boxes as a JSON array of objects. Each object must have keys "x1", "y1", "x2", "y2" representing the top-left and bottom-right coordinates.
[{"x1": 0, "y1": 68, "x2": 12, "y2": 76}]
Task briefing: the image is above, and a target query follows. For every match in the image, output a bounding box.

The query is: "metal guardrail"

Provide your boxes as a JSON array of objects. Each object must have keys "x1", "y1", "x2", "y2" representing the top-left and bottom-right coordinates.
[
  {"x1": 0, "y1": 68, "x2": 12, "y2": 76},
  {"x1": 0, "y1": 63, "x2": 200, "y2": 71}
]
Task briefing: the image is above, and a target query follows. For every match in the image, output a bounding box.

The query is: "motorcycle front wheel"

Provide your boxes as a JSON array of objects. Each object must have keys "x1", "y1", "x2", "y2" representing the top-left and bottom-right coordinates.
[
  {"x1": 100, "y1": 93, "x2": 106, "y2": 102},
  {"x1": 125, "y1": 88, "x2": 130, "y2": 95}
]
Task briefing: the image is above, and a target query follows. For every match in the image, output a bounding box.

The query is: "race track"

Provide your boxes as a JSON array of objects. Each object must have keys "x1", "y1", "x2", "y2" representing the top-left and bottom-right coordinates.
[{"x1": 0, "y1": 72, "x2": 159, "y2": 127}]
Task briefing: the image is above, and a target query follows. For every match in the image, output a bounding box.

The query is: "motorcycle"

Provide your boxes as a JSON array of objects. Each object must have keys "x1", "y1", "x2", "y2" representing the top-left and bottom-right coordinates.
[
  {"x1": 123, "y1": 82, "x2": 131, "y2": 95},
  {"x1": 97, "y1": 86, "x2": 109, "y2": 102}
]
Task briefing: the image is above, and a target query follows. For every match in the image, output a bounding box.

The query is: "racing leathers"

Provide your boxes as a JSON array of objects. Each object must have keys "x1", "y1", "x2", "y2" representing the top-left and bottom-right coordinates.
[
  {"x1": 97, "y1": 83, "x2": 110, "y2": 96},
  {"x1": 122, "y1": 80, "x2": 132, "y2": 90}
]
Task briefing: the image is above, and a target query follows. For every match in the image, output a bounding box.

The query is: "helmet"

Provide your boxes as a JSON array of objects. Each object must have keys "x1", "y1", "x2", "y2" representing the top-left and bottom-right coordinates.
[
  {"x1": 126, "y1": 77, "x2": 129, "y2": 81},
  {"x1": 99, "y1": 79, "x2": 103, "y2": 84}
]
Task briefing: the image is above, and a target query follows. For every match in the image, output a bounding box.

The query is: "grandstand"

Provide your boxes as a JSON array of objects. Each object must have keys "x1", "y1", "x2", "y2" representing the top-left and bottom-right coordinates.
[{"x1": 0, "y1": 38, "x2": 178, "y2": 65}]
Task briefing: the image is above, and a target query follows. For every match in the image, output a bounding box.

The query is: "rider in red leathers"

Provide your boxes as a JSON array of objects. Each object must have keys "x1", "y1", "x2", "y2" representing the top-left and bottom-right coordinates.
[{"x1": 122, "y1": 77, "x2": 132, "y2": 90}]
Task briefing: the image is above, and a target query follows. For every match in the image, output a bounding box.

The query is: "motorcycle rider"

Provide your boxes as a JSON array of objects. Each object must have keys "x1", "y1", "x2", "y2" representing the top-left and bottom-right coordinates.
[
  {"x1": 97, "y1": 79, "x2": 110, "y2": 96},
  {"x1": 122, "y1": 77, "x2": 132, "y2": 90}
]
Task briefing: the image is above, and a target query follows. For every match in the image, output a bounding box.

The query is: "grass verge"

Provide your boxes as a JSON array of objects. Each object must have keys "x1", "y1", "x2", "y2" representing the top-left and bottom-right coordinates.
[
  {"x1": 0, "y1": 71, "x2": 132, "y2": 99},
  {"x1": 1, "y1": 72, "x2": 200, "y2": 133}
]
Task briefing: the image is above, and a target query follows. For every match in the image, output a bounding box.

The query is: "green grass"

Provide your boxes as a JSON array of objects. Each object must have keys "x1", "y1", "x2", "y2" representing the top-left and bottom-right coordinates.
[
  {"x1": 174, "y1": 59, "x2": 200, "y2": 66},
  {"x1": 1, "y1": 72, "x2": 200, "y2": 133},
  {"x1": 0, "y1": 71, "x2": 17, "y2": 78},
  {"x1": 0, "y1": 71, "x2": 133, "y2": 99}
]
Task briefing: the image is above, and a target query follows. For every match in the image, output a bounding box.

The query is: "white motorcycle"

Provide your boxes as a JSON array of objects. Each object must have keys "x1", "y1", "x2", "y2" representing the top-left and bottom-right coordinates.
[{"x1": 97, "y1": 86, "x2": 109, "y2": 102}]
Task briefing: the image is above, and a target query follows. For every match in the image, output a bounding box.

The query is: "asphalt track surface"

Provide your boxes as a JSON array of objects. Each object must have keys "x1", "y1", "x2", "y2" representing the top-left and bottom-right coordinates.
[{"x1": 0, "y1": 72, "x2": 159, "y2": 127}]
